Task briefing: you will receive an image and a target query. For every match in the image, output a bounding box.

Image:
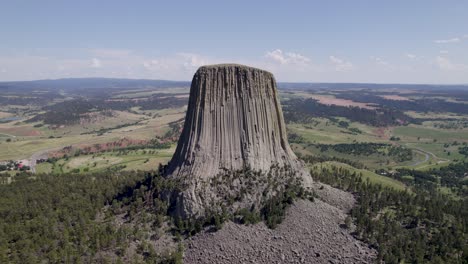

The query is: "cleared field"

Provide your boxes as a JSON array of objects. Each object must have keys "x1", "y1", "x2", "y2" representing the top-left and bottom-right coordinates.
[
  {"x1": 310, "y1": 161, "x2": 407, "y2": 191},
  {"x1": 412, "y1": 142, "x2": 462, "y2": 159},
  {"x1": 0, "y1": 111, "x2": 13, "y2": 118},
  {"x1": 0, "y1": 123, "x2": 42, "y2": 137},
  {"x1": 287, "y1": 118, "x2": 385, "y2": 144},
  {"x1": 0, "y1": 106, "x2": 185, "y2": 161},
  {"x1": 281, "y1": 91, "x2": 375, "y2": 109},
  {"x1": 380, "y1": 95, "x2": 412, "y2": 101},
  {"x1": 296, "y1": 144, "x2": 419, "y2": 170},
  {"x1": 394, "y1": 125, "x2": 468, "y2": 142},
  {"x1": 35, "y1": 162, "x2": 52, "y2": 174},
  {"x1": 112, "y1": 87, "x2": 189, "y2": 98},
  {"x1": 0, "y1": 134, "x2": 119, "y2": 160},
  {"x1": 404, "y1": 111, "x2": 464, "y2": 119},
  {"x1": 46, "y1": 147, "x2": 175, "y2": 174}
]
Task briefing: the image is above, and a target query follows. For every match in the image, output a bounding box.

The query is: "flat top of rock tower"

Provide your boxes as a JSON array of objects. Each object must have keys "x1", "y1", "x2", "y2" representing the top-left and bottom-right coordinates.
[{"x1": 197, "y1": 64, "x2": 274, "y2": 76}]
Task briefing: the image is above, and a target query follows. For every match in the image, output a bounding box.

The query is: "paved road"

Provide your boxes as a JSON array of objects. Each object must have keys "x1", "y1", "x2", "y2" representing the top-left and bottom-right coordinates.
[
  {"x1": 29, "y1": 148, "x2": 57, "y2": 173},
  {"x1": 410, "y1": 148, "x2": 431, "y2": 167},
  {"x1": 0, "y1": 133, "x2": 16, "y2": 138},
  {"x1": 409, "y1": 147, "x2": 449, "y2": 167}
]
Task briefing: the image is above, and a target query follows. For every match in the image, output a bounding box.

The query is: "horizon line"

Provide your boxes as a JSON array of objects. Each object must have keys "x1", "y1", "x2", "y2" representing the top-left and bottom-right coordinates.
[{"x1": 1, "y1": 77, "x2": 468, "y2": 87}]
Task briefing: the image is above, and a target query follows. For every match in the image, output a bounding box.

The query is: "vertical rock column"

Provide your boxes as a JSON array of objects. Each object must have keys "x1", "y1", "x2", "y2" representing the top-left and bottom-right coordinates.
[{"x1": 165, "y1": 64, "x2": 311, "y2": 217}]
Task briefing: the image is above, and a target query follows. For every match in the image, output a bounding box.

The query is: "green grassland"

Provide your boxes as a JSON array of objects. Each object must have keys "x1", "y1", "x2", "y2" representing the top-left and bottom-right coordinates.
[
  {"x1": 394, "y1": 125, "x2": 468, "y2": 142},
  {"x1": 37, "y1": 147, "x2": 175, "y2": 174},
  {"x1": 309, "y1": 161, "x2": 407, "y2": 191},
  {"x1": 2, "y1": 88, "x2": 468, "y2": 199},
  {"x1": 287, "y1": 117, "x2": 386, "y2": 145},
  {"x1": 112, "y1": 87, "x2": 189, "y2": 98},
  {"x1": 391, "y1": 123, "x2": 468, "y2": 169},
  {"x1": 0, "y1": 107, "x2": 185, "y2": 161},
  {"x1": 291, "y1": 142, "x2": 420, "y2": 170}
]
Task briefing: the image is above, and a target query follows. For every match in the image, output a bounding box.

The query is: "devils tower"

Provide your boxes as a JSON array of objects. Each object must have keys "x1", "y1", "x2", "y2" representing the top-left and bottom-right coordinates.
[{"x1": 165, "y1": 64, "x2": 311, "y2": 217}]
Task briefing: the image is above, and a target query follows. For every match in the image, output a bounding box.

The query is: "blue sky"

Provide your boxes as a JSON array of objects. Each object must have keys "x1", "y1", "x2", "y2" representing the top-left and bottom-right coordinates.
[{"x1": 1, "y1": 0, "x2": 467, "y2": 83}]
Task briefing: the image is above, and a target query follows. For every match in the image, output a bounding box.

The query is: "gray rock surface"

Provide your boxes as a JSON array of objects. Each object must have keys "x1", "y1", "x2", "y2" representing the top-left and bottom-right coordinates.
[
  {"x1": 166, "y1": 64, "x2": 311, "y2": 217},
  {"x1": 184, "y1": 198, "x2": 376, "y2": 264}
]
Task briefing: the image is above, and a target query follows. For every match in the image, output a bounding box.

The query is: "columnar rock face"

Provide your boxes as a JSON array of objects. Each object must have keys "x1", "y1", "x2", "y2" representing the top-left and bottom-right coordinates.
[{"x1": 166, "y1": 64, "x2": 311, "y2": 217}]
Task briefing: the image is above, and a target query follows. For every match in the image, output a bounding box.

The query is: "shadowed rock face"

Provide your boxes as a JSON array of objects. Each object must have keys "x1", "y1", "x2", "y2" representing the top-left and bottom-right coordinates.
[{"x1": 166, "y1": 64, "x2": 311, "y2": 217}]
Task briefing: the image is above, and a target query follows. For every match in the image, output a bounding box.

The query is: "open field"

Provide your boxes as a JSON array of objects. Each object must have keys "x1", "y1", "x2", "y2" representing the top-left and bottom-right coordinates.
[
  {"x1": 380, "y1": 95, "x2": 412, "y2": 101},
  {"x1": 37, "y1": 147, "x2": 175, "y2": 174},
  {"x1": 0, "y1": 111, "x2": 13, "y2": 118},
  {"x1": 404, "y1": 111, "x2": 466, "y2": 119},
  {"x1": 394, "y1": 125, "x2": 468, "y2": 142},
  {"x1": 310, "y1": 161, "x2": 407, "y2": 191},
  {"x1": 0, "y1": 106, "x2": 186, "y2": 161},
  {"x1": 287, "y1": 118, "x2": 385, "y2": 145},
  {"x1": 1, "y1": 85, "x2": 467, "y2": 204},
  {"x1": 112, "y1": 87, "x2": 189, "y2": 98}
]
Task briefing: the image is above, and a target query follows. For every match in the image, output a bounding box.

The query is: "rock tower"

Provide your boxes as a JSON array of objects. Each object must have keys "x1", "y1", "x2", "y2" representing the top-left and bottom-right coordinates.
[{"x1": 165, "y1": 64, "x2": 311, "y2": 217}]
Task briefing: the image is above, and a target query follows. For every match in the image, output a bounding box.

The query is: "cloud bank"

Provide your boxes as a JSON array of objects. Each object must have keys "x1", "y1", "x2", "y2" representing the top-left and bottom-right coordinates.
[{"x1": 0, "y1": 48, "x2": 467, "y2": 83}]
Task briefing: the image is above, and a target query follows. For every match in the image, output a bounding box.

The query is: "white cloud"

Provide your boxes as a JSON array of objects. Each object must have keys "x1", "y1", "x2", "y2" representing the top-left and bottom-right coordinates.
[
  {"x1": 265, "y1": 49, "x2": 287, "y2": 64},
  {"x1": 405, "y1": 53, "x2": 417, "y2": 59},
  {"x1": 178, "y1": 53, "x2": 209, "y2": 69},
  {"x1": 371, "y1": 56, "x2": 389, "y2": 66},
  {"x1": 329, "y1": 56, "x2": 354, "y2": 71},
  {"x1": 435, "y1": 56, "x2": 467, "y2": 71},
  {"x1": 3, "y1": 48, "x2": 468, "y2": 83},
  {"x1": 91, "y1": 58, "x2": 102, "y2": 68},
  {"x1": 439, "y1": 50, "x2": 449, "y2": 54},
  {"x1": 91, "y1": 49, "x2": 133, "y2": 58},
  {"x1": 265, "y1": 49, "x2": 310, "y2": 65},
  {"x1": 285, "y1": 52, "x2": 311, "y2": 64},
  {"x1": 434, "y1": 38, "x2": 460, "y2": 44}
]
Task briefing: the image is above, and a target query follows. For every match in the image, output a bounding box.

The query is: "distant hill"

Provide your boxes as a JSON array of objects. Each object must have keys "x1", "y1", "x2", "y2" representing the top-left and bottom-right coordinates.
[
  {"x1": 278, "y1": 82, "x2": 468, "y2": 91},
  {"x1": 0, "y1": 78, "x2": 467, "y2": 92},
  {"x1": 0, "y1": 78, "x2": 191, "y2": 91}
]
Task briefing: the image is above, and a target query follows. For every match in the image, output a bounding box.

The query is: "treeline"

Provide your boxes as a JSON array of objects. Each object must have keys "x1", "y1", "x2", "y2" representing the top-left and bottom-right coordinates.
[
  {"x1": 0, "y1": 91, "x2": 63, "y2": 106},
  {"x1": 28, "y1": 95, "x2": 187, "y2": 125},
  {"x1": 0, "y1": 171, "x2": 183, "y2": 263},
  {"x1": 0, "y1": 165, "x2": 314, "y2": 263},
  {"x1": 434, "y1": 120, "x2": 468, "y2": 129},
  {"x1": 459, "y1": 145, "x2": 468, "y2": 157},
  {"x1": 334, "y1": 91, "x2": 468, "y2": 115},
  {"x1": 314, "y1": 142, "x2": 382, "y2": 156},
  {"x1": 392, "y1": 162, "x2": 468, "y2": 196},
  {"x1": 81, "y1": 120, "x2": 144, "y2": 136},
  {"x1": 297, "y1": 153, "x2": 367, "y2": 169},
  {"x1": 282, "y1": 98, "x2": 414, "y2": 127},
  {"x1": 102, "y1": 94, "x2": 187, "y2": 111},
  {"x1": 288, "y1": 134, "x2": 413, "y2": 162},
  {"x1": 28, "y1": 99, "x2": 106, "y2": 125},
  {"x1": 311, "y1": 165, "x2": 467, "y2": 263}
]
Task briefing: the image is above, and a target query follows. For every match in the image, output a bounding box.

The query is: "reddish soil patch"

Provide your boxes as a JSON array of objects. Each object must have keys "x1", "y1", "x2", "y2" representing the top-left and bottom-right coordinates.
[
  {"x1": 380, "y1": 95, "x2": 412, "y2": 101},
  {"x1": 105, "y1": 98, "x2": 150, "y2": 102},
  {"x1": 374, "y1": 126, "x2": 394, "y2": 140},
  {"x1": 310, "y1": 95, "x2": 376, "y2": 109},
  {"x1": 48, "y1": 136, "x2": 176, "y2": 158},
  {"x1": 26, "y1": 130, "x2": 41, "y2": 136},
  {"x1": 49, "y1": 138, "x2": 148, "y2": 157},
  {"x1": 0, "y1": 127, "x2": 41, "y2": 137}
]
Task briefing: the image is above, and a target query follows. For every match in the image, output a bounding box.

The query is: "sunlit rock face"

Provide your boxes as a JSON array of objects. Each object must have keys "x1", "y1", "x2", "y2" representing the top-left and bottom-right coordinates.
[{"x1": 165, "y1": 64, "x2": 311, "y2": 217}]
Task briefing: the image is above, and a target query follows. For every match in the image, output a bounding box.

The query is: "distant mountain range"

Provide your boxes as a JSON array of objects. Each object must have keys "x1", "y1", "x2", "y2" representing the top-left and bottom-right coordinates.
[
  {"x1": 0, "y1": 78, "x2": 190, "y2": 91},
  {"x1": 278, "y1": 82, "x2": 468, "y2": 90},
  {"x1": 0, "y1": 77, "x2": 467, "y2": 91}
]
